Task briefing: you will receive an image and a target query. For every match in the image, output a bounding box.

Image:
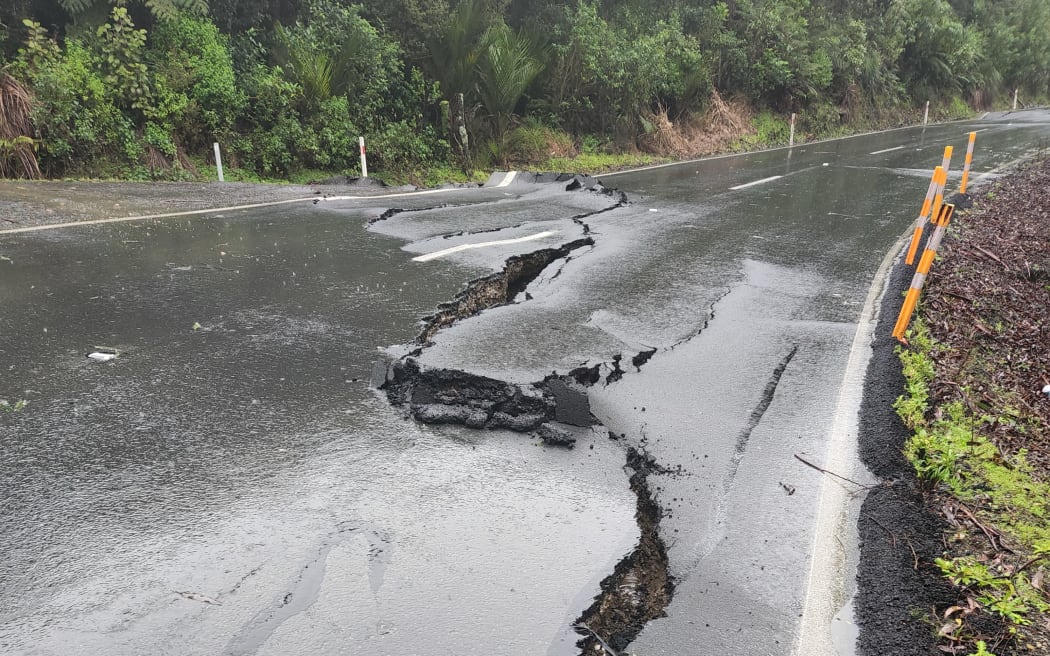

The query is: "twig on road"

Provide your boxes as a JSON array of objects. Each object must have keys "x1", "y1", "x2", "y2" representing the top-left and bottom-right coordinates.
[{"x1": 793, "y1": 453, "x2": 874, "y2": 489}]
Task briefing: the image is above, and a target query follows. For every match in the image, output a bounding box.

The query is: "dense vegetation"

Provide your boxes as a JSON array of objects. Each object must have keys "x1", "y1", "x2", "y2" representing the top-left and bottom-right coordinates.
[{"x1": 1, "y1": 0, "x2": 1049, "y2": 182}]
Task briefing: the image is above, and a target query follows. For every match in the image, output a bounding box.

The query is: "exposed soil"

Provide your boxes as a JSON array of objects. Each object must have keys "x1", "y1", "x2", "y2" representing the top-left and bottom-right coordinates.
[
  {"x1": 857, "y1": 160, "x2": 1050, "y2": 655},
  {"x1": 574, "y1": 447, "x2": 675, "y2": 653},
  {"x1": 368, "y1": 176, "x2": 680, "y2": 654},
  {"x1": 415, "y1": 237, "x2": 594, "y2": 345}
]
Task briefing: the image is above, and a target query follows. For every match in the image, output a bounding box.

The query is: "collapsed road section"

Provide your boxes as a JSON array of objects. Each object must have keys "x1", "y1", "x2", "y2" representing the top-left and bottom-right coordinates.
[{"x1": 369, "y1": 176, "x2": 684, "y2": 653}]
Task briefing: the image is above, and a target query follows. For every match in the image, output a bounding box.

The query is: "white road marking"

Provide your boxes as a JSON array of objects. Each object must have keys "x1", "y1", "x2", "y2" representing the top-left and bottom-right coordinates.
[
  {"x1": 0, "y1": 187, "x2": 469, "y2": 235},
  {"x1": 495, "y1": 171, "x2": 518, "y2": 187},
  {"x1": 869, "y1": 145, "x2": 905, "y2": 155},
  {"x1": 411, "y1": 231, "x2": 557, "y2": 262},
  {"x1": 729, "y1": 175, "x2": 782, "y2": 190},
  {"x1": 793, "y1": 229, "x2": 909, "y2": 656}
]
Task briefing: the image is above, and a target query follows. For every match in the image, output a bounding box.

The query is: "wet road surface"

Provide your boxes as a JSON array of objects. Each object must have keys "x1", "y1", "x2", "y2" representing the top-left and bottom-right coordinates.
[{"x1": 3, "y1": 111, "x2": 1050, "y2": 655}]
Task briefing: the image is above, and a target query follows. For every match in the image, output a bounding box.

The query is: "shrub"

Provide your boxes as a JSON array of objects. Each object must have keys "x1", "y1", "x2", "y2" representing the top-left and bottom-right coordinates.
[
  {"x1": 16, "y1": 22, "x2": 138, "y2": 174},
  {"x1": 508, "y1": 118, "x2": 575, "y2": 163},
  {"x1": 150, "y1": 14, "x2": 245, "y2": 147}
]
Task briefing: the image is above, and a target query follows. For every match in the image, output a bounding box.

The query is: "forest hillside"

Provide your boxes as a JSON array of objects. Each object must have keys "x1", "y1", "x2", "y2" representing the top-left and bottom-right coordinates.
[{"x1": 1, "y1": 0, "x2": 1047, "y2": 182}]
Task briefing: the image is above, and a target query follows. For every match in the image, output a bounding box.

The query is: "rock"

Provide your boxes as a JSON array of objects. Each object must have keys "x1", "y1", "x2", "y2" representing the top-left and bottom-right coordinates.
[
  {"x1": 536, "y1": 423, "x2": 576, "y2": 448},
  {"x1": 490, "y1": 412, "x2": 546, "y2": 431}
]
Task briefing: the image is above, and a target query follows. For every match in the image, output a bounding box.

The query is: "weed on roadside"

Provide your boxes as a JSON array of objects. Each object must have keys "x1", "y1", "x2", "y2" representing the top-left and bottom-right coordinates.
[{"x1": 896, "y1": 318, "x2": 1050, "y2": 653}]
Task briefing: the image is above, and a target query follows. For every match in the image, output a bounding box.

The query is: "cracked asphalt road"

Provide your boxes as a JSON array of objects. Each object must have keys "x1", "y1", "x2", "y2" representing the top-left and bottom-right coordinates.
[{"x1": 3, "y1": 111, "x2": 1050, "y2": 655}]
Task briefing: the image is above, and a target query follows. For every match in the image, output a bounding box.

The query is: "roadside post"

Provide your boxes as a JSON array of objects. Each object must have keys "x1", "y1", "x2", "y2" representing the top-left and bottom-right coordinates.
[
  {"x1": 959, "y1": 131, "x2": 977, "y2": 194},
  {"x1": 359, "y1": 136, "x2": 368, "y2": 178},
  {"x1": 905, "y1": 167, "x2": 942, "y2": 265},
  {"x1": 905, "y1": 145, "x2": 953, "y2": 265},
  {"x1": 923, "y1": 100, "x2": 930, "y2": 126},
  {"x1": 931, "y1": 145, "x2": 953, "y2": 219},
  {"x1": 789, "y1": 113, "x2": 796, "y2": 147},
  {"x1": 893, "y1": 202, "x2": 956, "y2": 341},
  {"x1": 213, "y1": 142, "x2": 224, "y2": 182},
  {"x1": 1013, "y1": 89, "x2": 1019, "y2": 111}
]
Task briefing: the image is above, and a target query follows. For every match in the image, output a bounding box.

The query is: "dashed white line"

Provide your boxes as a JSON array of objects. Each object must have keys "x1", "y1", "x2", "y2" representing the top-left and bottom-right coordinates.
[
  {"x1": 412, "y1": 230, "x2": 557, "y2": 262},
  {"x1": 869, "y1": 145, "x2": 905, "y2": 155},
  {"x1": 729, "y1": 175, "x2": 782, "y2": 191}
]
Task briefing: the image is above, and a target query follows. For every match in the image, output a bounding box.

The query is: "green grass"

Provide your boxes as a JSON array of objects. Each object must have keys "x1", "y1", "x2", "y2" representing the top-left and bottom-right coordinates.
[
  {"x1": 733, "y1": 111, "x2": 791, "y2": 150},
  {"x1": 531, "y1": 151, "x2": 665, "y2": 175},
  {"x1": 0, "y1": 399, "x2": 27, "y2": 413},
  {"x1": 895, "y1": 318, "x2": 1050, "y2": 632}
]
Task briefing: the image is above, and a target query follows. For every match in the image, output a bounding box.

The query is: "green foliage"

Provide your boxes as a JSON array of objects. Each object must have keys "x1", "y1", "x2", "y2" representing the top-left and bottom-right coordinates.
[
  {"x1": 58, "y1": 0, "x2": 208, "y2": 23},
  {"x1": 507, "y1": 118, "x2": 574, "y2": 162},
  {"x1": 371, "y1": 119, "x2": 449, "y2": 174},
  {"x1": 734, "y1": 111, "x2": 790, "y2": 149},
  {"x1": 969, "y1": 641, "x2": 996, "y2": 656},
  {"x1": 5, "y1": 0, "x2": 1050, "y2": 180},
  {"x1": 537, "y1": 150, "x2": 663, "y2": 175},
  {"x1": 896, "y1": 317, "x2": 1050, "y2": 630},
  {"x1": 16, "y1": 21, "x2": 140, "y2": 174},
  {"x1": 543, "y1": 1, "x2": 707, "y2": 136},
  {"x1": 476, "y1": 21, "x2": 544, "y2": 163},
  {"x1": 892, "y1": 0, "x2": 985, "y2": 100},
  {"x1": 272, "y1": 0, "x2": 404, "y2": 127},
  {"x1": 937, "y1": 556, "x2": 1050, "y2": 625},
  {"x1": 428, "y1": 0, "x2": 492, "y2": 100},
  {"x1": 95, "y1": 6, "x2": 151, "y2": 112},
  {"x1": 0, "y1": 399, "x2": 27, "y2": 412},
  {"x1": 150, "y1": 14, "x2": 244, "y2": 145}
]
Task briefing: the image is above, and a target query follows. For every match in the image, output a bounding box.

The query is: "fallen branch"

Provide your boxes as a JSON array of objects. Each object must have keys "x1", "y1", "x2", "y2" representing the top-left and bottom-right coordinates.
[
  {"x1": 863, "y1": 512, "x2": 898, "y2": 547},
  {"x1": 956, "y1": 503, "x2": 1013, "y2": 554},
  {"x1": 972, "y1": 245, "x2": 1009, "y2": 270},
  {"x1": 793, "y1": 453, "x2": 874, "y2": 489}
]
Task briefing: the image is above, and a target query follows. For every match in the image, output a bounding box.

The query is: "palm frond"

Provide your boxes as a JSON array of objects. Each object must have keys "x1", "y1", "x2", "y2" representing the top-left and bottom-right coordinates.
[{"x1": 0, "y1": 68, "x2": 40, "y2": 178}]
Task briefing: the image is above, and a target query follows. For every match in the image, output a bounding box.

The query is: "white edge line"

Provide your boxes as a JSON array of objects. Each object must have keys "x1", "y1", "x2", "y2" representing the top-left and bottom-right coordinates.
[
  {"x1": 411, "y1": 230, "x2": 557, "y2": 263},
  {"x1": 869, "y1": 145, "x2": 905, "y2": 155},
  {"x1": 598, "y1": 113, "x2": 1015, "y2": 180},
  {"x1": 728, "y1": 175, "x2": 782, "y2": 191},
  {"x1": 794, "y1": 230, "x2": 910, "y2": 656},
  {"x1": 0, "y1": 186, "x2": 464, "y2": 235}
]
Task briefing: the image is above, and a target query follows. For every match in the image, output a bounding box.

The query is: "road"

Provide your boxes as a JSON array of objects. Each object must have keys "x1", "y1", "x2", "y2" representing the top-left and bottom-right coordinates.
[{"x1": 2, "y1": 111, "x2": 1050, "y2": 655}]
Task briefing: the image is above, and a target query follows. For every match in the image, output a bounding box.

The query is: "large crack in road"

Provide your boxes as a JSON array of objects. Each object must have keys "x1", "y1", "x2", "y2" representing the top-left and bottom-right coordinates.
[{"x1": 369, "y1": 178, "x2": 686, "y2": 653}]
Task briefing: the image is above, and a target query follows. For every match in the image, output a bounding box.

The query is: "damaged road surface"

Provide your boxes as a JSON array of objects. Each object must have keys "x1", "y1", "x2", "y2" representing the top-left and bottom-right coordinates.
[{"x1": 5, "y1": 113, "x2": 1050, "y2": 656}]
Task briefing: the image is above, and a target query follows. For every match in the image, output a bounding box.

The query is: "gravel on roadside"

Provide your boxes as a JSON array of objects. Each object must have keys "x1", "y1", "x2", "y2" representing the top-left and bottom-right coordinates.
[{"x1": 856, "y1": 158, "x2": 1050, "y2": 656}]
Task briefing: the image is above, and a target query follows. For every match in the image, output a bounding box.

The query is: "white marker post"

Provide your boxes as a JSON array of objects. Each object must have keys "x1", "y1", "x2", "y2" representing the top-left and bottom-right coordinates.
[
  {"x1": 789, "y1": 113, "x2": 796, "y2": 147},
  {"x1": 359, "y1": 137, "x2": 368, "y2": 178},
  {"x1": 213, "y1": 142, "x2": 224, "y2": 182},
  {"x1": 1013, "y1": 89, "x2": 1019, "y2": 111},
  {"x1": 923, "y1": 101, "x2": 930, "y2": 126}
]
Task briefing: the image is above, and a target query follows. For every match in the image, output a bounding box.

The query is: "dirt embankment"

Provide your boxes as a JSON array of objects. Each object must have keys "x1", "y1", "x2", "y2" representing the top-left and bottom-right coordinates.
[{"x1": 857, "y1": 159, "x2": 1050, "y2": 656}]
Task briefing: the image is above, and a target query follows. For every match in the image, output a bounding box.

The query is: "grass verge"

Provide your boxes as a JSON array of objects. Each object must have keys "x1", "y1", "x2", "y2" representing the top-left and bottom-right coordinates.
[{"x1": 896, "y1": 318, "x2": 1050, "y2": 654}]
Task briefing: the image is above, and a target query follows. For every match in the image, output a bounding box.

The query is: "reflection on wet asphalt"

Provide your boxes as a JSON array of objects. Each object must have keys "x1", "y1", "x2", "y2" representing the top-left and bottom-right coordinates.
[
  {"x1": 3, "y1": 112, "x2": 1050, "y2": 655},
  {"x1": 0, "y1": 198, "x2": 636, "y2": 655}
]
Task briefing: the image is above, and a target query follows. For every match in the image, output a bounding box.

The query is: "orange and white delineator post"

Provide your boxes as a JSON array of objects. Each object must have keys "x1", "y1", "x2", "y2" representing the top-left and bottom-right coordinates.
[
  {"x1": 893, "y1": 202, "x2": 956, "y2": 341},
  {"x1": 904, "y1": 146, "x2": 953, "y2": 266},
  {"x1": 933, "y1": 145, "x2": 953, "y2": 220},
  {"x1": 905, "y1": 167, "x2": 943, "y2": 265},
  {"x1": 959, "y1": 131, "x2": 977, "y2": 194}
]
